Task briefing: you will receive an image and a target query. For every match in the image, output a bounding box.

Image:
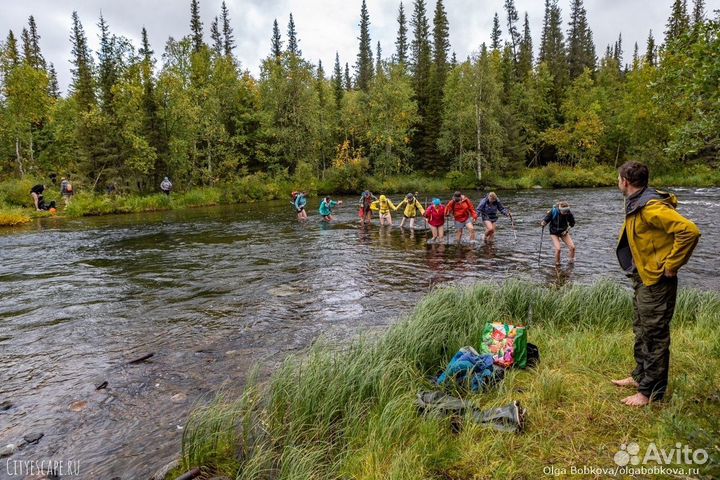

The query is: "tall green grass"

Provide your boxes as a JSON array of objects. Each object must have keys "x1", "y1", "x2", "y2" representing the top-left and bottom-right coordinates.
[{"x1": 177, "y1": 281, "x2": 720, "y2": 479}]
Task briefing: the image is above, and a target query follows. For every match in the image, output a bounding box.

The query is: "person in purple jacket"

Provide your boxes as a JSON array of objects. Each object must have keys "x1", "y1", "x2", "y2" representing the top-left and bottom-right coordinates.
[{"x1": 476, "y1": 192, "x2": 513, "y2": 243}]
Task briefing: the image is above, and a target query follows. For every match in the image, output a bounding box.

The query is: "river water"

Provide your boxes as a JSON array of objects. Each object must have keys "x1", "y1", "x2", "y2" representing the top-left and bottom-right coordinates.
[{"x1": 0, "y1": 187, "x2": 717, "y2": 479}]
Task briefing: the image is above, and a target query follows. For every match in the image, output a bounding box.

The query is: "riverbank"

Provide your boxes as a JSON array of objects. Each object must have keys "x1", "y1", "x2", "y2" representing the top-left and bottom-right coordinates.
[
  {"x1": 2, "y1": 164, "x2": 718, "y2": 226},
  {"x1": 172, "y1": 281, "x2": 720, "y2": 479}
]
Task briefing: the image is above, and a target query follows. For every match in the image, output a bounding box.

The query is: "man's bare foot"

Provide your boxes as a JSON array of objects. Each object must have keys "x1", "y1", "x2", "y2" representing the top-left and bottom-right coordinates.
[
  {"x1": 621, "y1": 392, "x2": 651, "y2": 406},
  {"x1": 611, "y1": 377, "x2": 639, "y2": 388}
]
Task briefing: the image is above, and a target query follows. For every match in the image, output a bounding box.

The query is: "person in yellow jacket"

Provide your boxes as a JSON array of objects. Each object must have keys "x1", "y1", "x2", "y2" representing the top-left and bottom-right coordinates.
[
  {"x1": 396, "y1": 193, "x2": 426, "y2": 229},
  {"x1": 371, "y1": 195, "x2": 397, "y2": 226},
  {"x1": 612, "y1": 161, "x2": 700, "y2": 407}
]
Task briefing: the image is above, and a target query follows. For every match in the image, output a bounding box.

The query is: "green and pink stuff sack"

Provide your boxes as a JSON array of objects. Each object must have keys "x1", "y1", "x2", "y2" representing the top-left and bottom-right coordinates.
[{"x1": 481, "y1": 322, "x2": 528, "y2": 369}]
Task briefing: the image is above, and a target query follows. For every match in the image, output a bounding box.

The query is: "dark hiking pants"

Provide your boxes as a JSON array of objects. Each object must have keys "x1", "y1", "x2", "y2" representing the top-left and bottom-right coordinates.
[{"x1": 630, "y1": 273, "x2": 678, "y2": 400}]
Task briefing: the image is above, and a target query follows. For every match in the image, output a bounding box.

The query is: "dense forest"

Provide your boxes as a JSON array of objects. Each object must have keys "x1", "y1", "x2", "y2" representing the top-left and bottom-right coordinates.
[{"x1": 0, "y1": 0, "x2": 718, "y2": 193}]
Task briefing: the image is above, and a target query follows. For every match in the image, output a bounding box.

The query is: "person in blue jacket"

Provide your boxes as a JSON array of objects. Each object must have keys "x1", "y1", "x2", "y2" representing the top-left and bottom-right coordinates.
[
  {"x1": 319, "y1": 196, "x2": 343, "y2": 222},
  {"x1": 541, "y1": 201, "x2": 576, "y2": 264},
  {"x1": 476, "y1": 192, "x2": 513, "y2": 243},
  {"x1": 292, "y1": 191, "x2": 308, "y2": 221}
]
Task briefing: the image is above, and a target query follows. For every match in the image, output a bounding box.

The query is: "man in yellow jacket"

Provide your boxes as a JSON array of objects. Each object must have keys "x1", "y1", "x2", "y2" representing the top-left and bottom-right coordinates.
[{"x1": 612, "y1": 162, "x2": 701, "y2": 406}]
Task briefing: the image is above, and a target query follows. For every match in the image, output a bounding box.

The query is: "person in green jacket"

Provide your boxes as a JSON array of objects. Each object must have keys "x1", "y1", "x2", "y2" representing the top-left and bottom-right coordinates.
[
  {"x1": 396, "y1": 193, "x2": 426, "y2": 229},
  {"x1": 612, "y1": 161, "x2": 700, "y2": 407},
  {"x1": 319, "y1": 196, "x2": 343, "y2": 222}
]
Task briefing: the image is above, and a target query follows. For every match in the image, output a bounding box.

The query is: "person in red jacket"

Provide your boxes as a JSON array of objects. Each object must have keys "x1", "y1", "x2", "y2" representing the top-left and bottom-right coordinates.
[
  {"x1": 445, "y1": 191, "x2": 478, "y2": 243},
  {"x1": 424, "y1": 198, "x2": 446, "y2": 241}
]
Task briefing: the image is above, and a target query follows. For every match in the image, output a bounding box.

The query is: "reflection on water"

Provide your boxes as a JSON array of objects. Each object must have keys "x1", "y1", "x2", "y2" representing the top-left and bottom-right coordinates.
[{"x1": 0, "y1": 187, "x2": 718, "y2": 478}]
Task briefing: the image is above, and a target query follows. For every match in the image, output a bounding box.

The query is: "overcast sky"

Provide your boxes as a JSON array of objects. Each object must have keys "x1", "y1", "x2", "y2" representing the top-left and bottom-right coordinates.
[{"x1": 2, "y1": 0, "x2": 718, "y2": 94}]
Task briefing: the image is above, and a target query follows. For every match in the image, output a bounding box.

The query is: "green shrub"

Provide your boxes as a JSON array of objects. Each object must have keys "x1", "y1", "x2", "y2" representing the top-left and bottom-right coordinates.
[
  {"x1": 446, "y1": 170, "x2": 477, "y2": 191},
  {"x1": 319, "y1": 159, "x2": 370, "y2": 194},
  {"x1": 0, "y1": 178, "x2": 42, "y2": 207},
  {"x1": 0, "y1": 206, "x2": 32, "y2": 226}
]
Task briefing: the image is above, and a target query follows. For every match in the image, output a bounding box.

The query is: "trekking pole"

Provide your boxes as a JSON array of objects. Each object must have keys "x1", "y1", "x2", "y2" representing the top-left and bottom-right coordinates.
[
  {"x1": 538, "y1": 226, "x2": 545, "y2": 264},
  {"x1": 424, "y1": 197, "x2": 429, "y2": 231},
  {"x1": 510, "y1": 213, "x2": 518, "y2": 242}
]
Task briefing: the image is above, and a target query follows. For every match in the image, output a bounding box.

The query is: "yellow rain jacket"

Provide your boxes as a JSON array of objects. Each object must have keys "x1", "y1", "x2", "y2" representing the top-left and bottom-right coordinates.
[
  {"x1": 616, "y1": 188, "x2": 701, "y2": 286},
  {"x1": 371, "y1": 195, "x2": 397, "y2": 215},
  {"x1": 396, "y1": 197, "x2": 425, "y2": 217}
]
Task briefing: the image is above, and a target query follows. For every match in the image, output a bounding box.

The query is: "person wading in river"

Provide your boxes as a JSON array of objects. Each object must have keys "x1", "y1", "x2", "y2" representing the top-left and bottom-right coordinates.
[
  {"x1": 371, "y1": 195, "x2": 397, "y2": 226},
  {"x1": 319, "y1": 196, "x2": 342, "y2": 222},
  {"x1": 358, "y1": 190, "x2": 376, "y2": 224},
  {"x1": 292, "y1": 191, "x2": 308, "y2": 221},
  {"x1": 541, "y1": 201, "x2": 576, "y2": 265},
  {"x1": 396, "y1": 193, "x2": 425, "y2": 229},
  {"x1": 476, "y1": 192, "x2": 512, "y2": 243},
  {"x1": 445, "y1": 191, "x2": 478, "y2": 243},
  {"x1": 424, "y1": 198, "x2": 446, "y2": 241},
  {"x1": 612, "y1": 161, "x2": 701, "y2": 407}
]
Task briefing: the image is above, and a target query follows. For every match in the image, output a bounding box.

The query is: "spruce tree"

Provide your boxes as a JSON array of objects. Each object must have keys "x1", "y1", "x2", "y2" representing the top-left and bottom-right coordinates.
[
  {"x1": 190, "y1": 0, "x2": 204, "y2": 52},
  {"x1": 333, "y1": 52, "x2": 344, "y2": 108},
  {"x1": 355, "y1": 0, "x2": 374, "y2": 92},
  {"x1": 567, "y1": 0, "x2": 595, "y2": 79},
  {"x1": 46, "y1": 63, "x2": 60, "y2": 98},
  {"x1": 491, "y1": 13, "x2": 502, "y2": 51},
  {"x1": 410, "y1": 0, "x2": 433, "y2": 167},
  {"x1": 504, "y1": 0, "x2": 520, "y2": 60},
  {"x1": 69, "y1": 11, "x2": 95, "y2": 110},
  {"x1": 3, "y1": 31, "x2": 20, "y2": 70},
  {"x1": 211, "y1": 17, "x2": 223, "y2": 56},
  {"x1": 450, "y1": 51, "x2": 457, "y2": 67},
  {"x1": 221, "y1": 1, "x2": 235, "y2": 57},
  {"x1": 692, "y1": 0, "x2": 705, "y2": 26},
  {"x1": 376, "y1": 41, "x2": 383, "y2": 77},
  {"x1": 632, "y1": 42, "x2": 639, "y2": 69},
  {"x1": 613, "y1": 33, "x2": 623, "y2": 66},
  {"x1": 271, "y1": 19, "x2": 283, "y2": 60},
  {"x1": 395, "y1": 1, "x2": 408, "y2": 65},
  {"x1": 97, "y1": 14, "x2": 117, "y2": 112},
  {"x1": 21, "y1": 28, "x2": 32, "y2": 65},
  {"x1": 517, "y1": 12, "x2": 533, "y2": 79},
  {"x1": 24, "y1": 16, "x2": 45, "y2": 70},
  {"x1": 665, "y1": 0, "x2": 690, "y2": 44},
  {"x1": 344, "y1": 62, "x2": 352, "y2": 90},
  {"x1": 426, "y1": 0, "x2": 450, "y2": 166},
  {"x1": 287, "y1": 13, "x2": 300, "y2": 56},
  {"x1": 539, "y1": 0, "x2": 567, "y2": 111},
  {"x1": 645, "y1": 30, "x2": 656, "y2": 66},
  {"x1": 139, "y1": 27, "x2": 166, "y2": 165},
  {"x1": 410, "y1": 0, "x2": 431, "y2": 94}
]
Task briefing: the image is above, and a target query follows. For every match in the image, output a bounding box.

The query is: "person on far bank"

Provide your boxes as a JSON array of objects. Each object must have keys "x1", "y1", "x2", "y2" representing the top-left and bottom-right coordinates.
[
  {"x1": 476, "y1": 192, "x2": 512, "y2": 243},
  {"x1": 60, "y1": 177, "x2": 74, "y2": 207},
  {"x1": 160, "y1": 177, "x2": 172, "y2": 196},
  {"x1": 541, "y1": 201, "x2": 576, "y2": 265},
  {"x1": 612, "y1": 161, "x2": 700, "y2": 407},
  {"x1": 319, "y1": 196, "x2": 342, "y2": 222},
  {"x1": 396, "y1": 193, "x2": 425, "y2": 229},
  {"x1": 424, "y1": 198, "x2": 446, "y2": 240},
  {"x1": 445, "y1": 191, "x2": 478, "y2": 243},
  {"x1": 30, "y1": 184, "x2": 56, "y2": 211}
]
